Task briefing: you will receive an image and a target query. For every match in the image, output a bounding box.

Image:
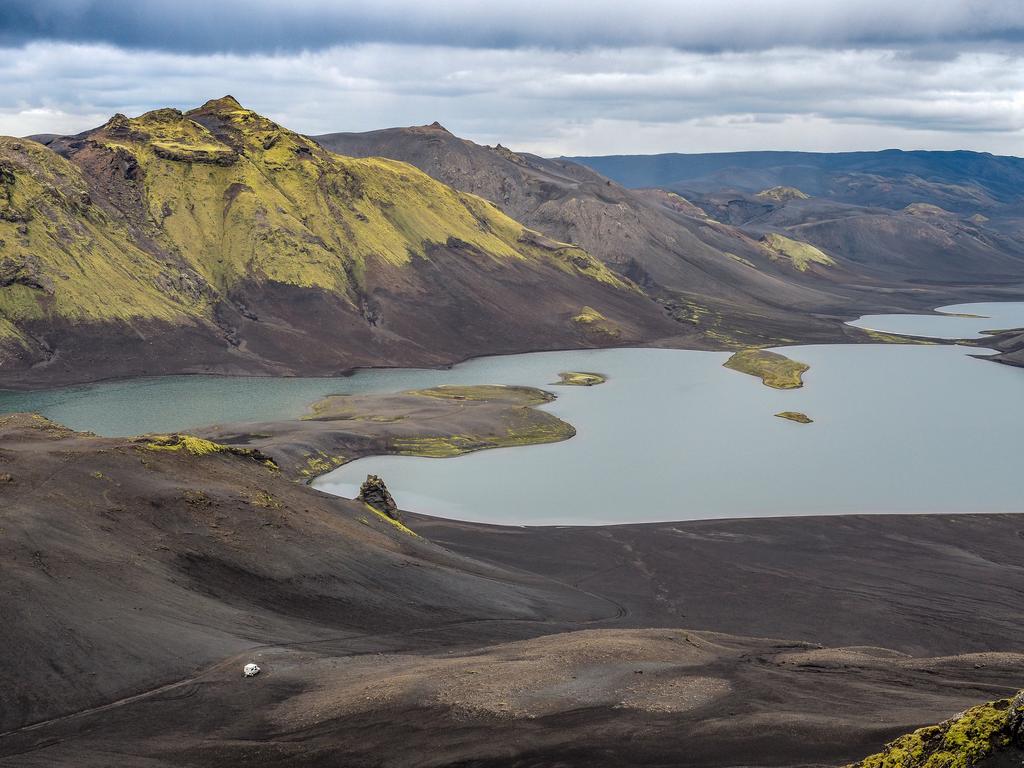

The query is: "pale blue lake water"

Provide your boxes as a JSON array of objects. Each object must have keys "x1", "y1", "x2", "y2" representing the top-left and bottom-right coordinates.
[
  {"x1": 848, "y1": 301, "x2": 1024, "y2": 339},
  {"x1": 3, "y1": 302, "x2": 1023, "y2": 524}
]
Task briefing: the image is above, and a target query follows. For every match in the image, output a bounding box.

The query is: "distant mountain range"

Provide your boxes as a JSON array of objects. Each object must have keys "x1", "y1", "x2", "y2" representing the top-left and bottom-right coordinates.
[
  {"x1": 567, "y1": 149, "x2": 1024, "y2": 212},
  {"x1": 564, "y1": 150, "x2": 1024, "y2": 300},
  {"x1": 2, "y1": 103, "x2": 1024, "y2": 388}
]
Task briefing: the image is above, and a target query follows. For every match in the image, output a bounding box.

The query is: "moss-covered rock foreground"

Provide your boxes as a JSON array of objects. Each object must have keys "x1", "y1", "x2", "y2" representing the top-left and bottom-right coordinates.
[{"x1": 849, "y1": 691, "x2": 1024, "y2": 768}]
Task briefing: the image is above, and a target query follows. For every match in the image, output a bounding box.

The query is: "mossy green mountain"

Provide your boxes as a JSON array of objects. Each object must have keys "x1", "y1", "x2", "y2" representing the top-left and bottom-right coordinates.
[
  {"x1": 848, "y1": 691, "x2": 1024, "y2": 768},
  {"x1": 0, "y1": 136, "x2": 201, "y2": 335},
  {"x1": 1, "y1": 97, "x2": 675, "y2": 387}
]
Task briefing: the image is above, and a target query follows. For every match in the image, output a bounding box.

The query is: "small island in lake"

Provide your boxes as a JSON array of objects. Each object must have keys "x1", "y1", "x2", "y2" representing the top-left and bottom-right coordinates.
[
  {"x1": 555, "y1": 371, "x2": 608, "y2": 386},
  {"x1": 724, "y1": 349, "x2": 809, "y2": 389},
  {"x1": 775, "y1": 411, "x2": 813, "y2": 424}
]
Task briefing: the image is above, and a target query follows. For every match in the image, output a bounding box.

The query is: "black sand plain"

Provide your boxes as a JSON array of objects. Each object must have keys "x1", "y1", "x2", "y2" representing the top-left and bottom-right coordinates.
[{"x1": 2, "y1": 388, "x2": 1023, "y2": 767}]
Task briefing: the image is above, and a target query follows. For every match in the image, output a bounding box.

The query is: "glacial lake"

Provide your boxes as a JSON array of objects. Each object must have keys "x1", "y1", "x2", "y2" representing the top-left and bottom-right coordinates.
[
  {"x1": 848, "y1": 301, "x2": 1024, "y2": 339},
  {"x1": 2, "y1": 302, "x2": 1023, "y2": 525}
]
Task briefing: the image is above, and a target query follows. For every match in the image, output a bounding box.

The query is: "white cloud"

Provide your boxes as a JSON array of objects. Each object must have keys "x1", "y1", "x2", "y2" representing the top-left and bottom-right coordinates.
[{"x1": 1, "y1": 41, "x2": 1022, "y2": 155}]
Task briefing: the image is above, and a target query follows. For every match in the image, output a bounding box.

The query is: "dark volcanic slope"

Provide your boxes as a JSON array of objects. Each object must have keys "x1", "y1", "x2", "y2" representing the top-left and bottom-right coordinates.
[
  {"x1": 316, "y1": 127, "x2": 1024, "y2": 345},
  {"x1": 0, "y1": 98, "x2": 679, "y2": 389},
  {"x1": 7, "y1": 628, "x2": 1023, "y2": 768},
  {"x1": 5, "y1": 409, "x2": 1024, "y2": 767},
  {"x1": 987, "y1": 327, "x2": 1024, "y2": 367},
  {"x1": 314, "y1": 124, "x2": 789, "y2": 297},
  {"x1": 701, "y1": 193, "x2": 1024, "y2": 284},
  {"x1": 316, "y1": 126, "x2": 937, "y2": 345},
  {"x1": 0, "y1": 413, "x2": 607, "y2": 735}
]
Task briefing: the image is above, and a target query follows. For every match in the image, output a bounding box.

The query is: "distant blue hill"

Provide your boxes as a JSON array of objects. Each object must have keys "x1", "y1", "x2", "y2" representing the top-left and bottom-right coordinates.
[{"x1": 566, "y1": 149, "x2": 1024, "y2": 212}]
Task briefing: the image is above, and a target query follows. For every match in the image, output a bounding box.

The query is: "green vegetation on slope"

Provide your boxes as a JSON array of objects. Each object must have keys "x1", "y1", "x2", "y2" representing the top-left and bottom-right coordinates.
[
  {"x1": 756, "y1": 186, "x2": 809, "y2": 202},
  {"x1": 298, "y1": 451, "x2": 347, "y2": 478},
  {"x1": 0, "y1": 137, "x2": 211, "y2": 331},
  {"x1": 571, "y1": 305, "x2": 622, "y2": 339},
  {"x1": 141, "y1": 433, "x2": 278, "y2": 468},
  {"x1": 848, "y1": 691, "x2": 1024, "y2": 768},
  {"x1": 904, "y1": 202, "x2": 952, "y2": 217},
  {"x1": 390, "y1": 385, "x2": 574, "y2": 457},
  {"x1": 362, "y1": 502, "x2": 418, "y2": 536},
  {"x1": 724, "y1": 348, "x2": 809, "y2": 389},
  {"x1": 409, "y1": 384, "x2": 554, "y2": 405},
  {"x1": 761, "y1": 232, "x2": 835, "y2": 271},
  {"x1": 1, "y1": 97, "x2": 633, "y2": 343},
  {"x1": 89, "y1": 98, "x2": 631, "y2": 294}
]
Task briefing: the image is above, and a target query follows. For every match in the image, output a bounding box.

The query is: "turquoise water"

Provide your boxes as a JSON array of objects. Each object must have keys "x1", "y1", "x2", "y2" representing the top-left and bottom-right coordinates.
[{"x1": 2, "y1": 303, "x2": 1023, "y2": 525}]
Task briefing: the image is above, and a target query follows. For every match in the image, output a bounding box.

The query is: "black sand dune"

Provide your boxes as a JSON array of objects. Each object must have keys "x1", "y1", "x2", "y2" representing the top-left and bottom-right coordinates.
[{"x1": 3, "y1": 407, "x2": 1024, "y2": 766}]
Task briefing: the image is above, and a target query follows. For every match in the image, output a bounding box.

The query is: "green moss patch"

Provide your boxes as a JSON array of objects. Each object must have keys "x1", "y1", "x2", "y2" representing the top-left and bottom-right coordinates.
[
  {"x1": 761, "y1": 232, "x2": 835, "y2": 271},
  {"x1": 849, "y1": 692, "x2": 1024, "y2": 768},
  {"x1": 299, "y1": 450, "x2": 346, "y2": 478},
  {"x1": 363, "y1": 502, "x2": 418, "y2": 537},
  {"x1": 409, "y1": 384, "x2": 557, "y2": 407},
  {"x1": 555, "y1": 371, "x2": 607, "y2": 386},
  {"x1": 571, "y1": 306, "x2": 622, "y2": 339},
  {"x1": 144, "y1": 434, "x2": 229, "y2": 455},
  {"x1": 755, "y1": 186, "x2": 809, "y2": 203},
  {"x1": 724, "y1": 349, "x2": 809, "y2": 389},
  {"x1": 140, "y1": 433, "x2": 278, "y2": 469},
  {"x1": 389, "y1": 414, "x2": 573, "y2": 458},
  {"x1": 775, "y1": 411, "x2": 813, "y2": 424}
]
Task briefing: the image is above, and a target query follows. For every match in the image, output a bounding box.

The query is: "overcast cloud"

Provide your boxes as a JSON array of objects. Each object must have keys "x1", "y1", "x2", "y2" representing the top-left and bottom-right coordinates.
[{"x1": 1, "y1": 1, "x2": 1022, "y2": 155}]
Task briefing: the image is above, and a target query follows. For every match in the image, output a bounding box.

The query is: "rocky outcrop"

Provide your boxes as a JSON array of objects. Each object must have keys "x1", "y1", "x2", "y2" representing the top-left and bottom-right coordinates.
[
  {"x1": 1009, "y1": 691, "x2": 1024, "y2": 744},
  {"x1": 0, "y1": 254, "x2": 54, "y2": 294},
  {"x1": 153, "y1": 267, "x2": 212, "y2": 303},
  {"x1": 0, "y1": 160, "x2": 15, "y2": 191},
  {"x1": 358, "y1": 474, "x2": 399, "y2": 519}
]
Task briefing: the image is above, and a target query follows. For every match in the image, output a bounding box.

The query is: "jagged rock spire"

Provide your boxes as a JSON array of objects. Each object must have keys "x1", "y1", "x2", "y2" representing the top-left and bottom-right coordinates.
[{"x1": 358, "y1": 474, "x2": 399, "y2": 519}]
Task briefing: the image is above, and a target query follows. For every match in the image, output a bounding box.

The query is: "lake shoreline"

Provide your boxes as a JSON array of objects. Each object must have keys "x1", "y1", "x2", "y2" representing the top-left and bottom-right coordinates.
[
  {"x1": 1, "y1": 298, "x2": 1017, "y2": 393},
  {"x1": 198, "y1": 383, "x2": 578, "y2": 482},
  {"x1": 4, "y1": 302, "x2": 1024, "y2": 526}
]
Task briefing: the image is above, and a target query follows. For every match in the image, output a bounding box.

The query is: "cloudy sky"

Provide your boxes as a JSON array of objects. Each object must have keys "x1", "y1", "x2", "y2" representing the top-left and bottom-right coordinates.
[{"x1": 1, "y1": 0, "x2": 1023, "y2": 156}]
